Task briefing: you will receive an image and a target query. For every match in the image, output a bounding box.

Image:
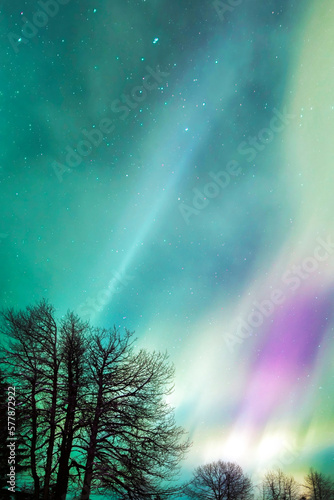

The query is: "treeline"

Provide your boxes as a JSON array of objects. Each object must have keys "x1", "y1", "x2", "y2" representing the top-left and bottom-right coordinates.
[
  {"x1": 0, "y1": 301, "x2": 190, "y2": 499},
  {"x1": 185, "y1": 460, "x2": 334, "y2": 499},
  {"x1": 0, "y1": 301, "x2": 332, "y2": 500}
]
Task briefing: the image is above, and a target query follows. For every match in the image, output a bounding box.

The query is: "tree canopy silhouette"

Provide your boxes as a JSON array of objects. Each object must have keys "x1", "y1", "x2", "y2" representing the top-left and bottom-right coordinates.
[
  {"x1": 302, "y1": 468, "x2": 334, "y2": 500},
  {"x1": 0, "y1": 300, "x2": 190, "y2": 500},
  {"x1": 184, "y1": 460, "x2": 253, "y2": 500},
  {"x1": 260, "y1": 469, "x2": 300, "y2": 500}
]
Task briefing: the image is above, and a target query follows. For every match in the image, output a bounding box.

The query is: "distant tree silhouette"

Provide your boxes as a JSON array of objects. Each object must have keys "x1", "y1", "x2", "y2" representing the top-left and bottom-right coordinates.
[
  {"x1": 302, "y1": 468, "x2": 334, "y2": 500},
  {"x1": 184, "y1": 460, "x2": 253, "y2": 500},
  {"x1": 260, "y1": 469, "x2": 300, "y2": 500}
]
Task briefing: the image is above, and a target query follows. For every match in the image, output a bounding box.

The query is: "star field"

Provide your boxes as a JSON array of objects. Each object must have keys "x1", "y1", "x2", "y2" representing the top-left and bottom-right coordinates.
[{"x1": 1, "y1": 0, "x2": 333, "y2": 486}]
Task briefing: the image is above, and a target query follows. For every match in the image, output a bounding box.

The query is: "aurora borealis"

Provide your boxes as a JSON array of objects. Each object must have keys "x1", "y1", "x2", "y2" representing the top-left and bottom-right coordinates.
[{"x1": 1, "y1": 0, "x2": 334, "y2": 489}]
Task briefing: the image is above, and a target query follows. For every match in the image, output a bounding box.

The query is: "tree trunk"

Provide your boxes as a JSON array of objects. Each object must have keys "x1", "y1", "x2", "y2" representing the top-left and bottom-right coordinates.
[
  {"x1": 54, "y1": 366, "x2": 78, "y2": 498},
  {"x1": 43, "y1": 356, "x2": 59, "y2": 500},
  {"x1": 31, "y1": 381, "x2": 40, "y2": 498},
  {"x1": 80, "y1": 382, "x2": 103, "y2": 500}
]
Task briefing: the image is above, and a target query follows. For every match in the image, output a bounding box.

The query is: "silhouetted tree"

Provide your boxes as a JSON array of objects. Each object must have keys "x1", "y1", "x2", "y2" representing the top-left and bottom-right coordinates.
[
  {"x1": 1, "y1": 302, "x2": 190, "y2": 499},
  {"x1": 0, "y1": 301, "x2": 59, "y2": 498},
  {"x1": 25, "y1": 301, "x2": 61, "y2": 500},
  {"x1": 0, "y1": 302, "x2": 89, "y2": 499},
  {"x1": 302, "y1": 469, "x2": 334, "y2": 500},
  {"x1": 76, "y1": 328, "x2": 190, "y2": 500},
  {"x1": 261, "y1": 469, "x2": 300, "y2": 500},
  {"x1": 184, "y1": 460, "x2": 253, "y2": 500},
  {"x1": 54, "y1": 312, "x2": 89, "y2": 500}
]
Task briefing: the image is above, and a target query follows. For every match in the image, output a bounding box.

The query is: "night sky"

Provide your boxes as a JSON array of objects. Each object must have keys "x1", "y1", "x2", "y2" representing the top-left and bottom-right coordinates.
[{"x1": 1, "y1": 0, "x2": 334, "y2": 487}]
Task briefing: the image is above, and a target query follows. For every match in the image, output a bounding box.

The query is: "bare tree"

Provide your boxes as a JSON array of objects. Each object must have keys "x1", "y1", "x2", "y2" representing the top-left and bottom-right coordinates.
[
  {"x1": 261, "y1": 469, "x2": 300, "y2": 500},
  {"x1": 0, "y1": 303, "x2": 189, "y2": 499},
  {"x1": 302, "y1": 469, "x2": 334, "y2": 500},
  {"x1": 0, "y1": 303, "x2": 89, "y2": 500},
  {"x1": 26, "y1": 301, "x2": 61, "y2": 500},
  {"x1": 0, "y1": 301, "x2": 60, "y2": 499},
  {"x1": 76, "y1": 327, "x2": 190, "y2": 500},
  {"x1": 184, "y1": 460, "x2": 253, "y2": 500},
  {"x1": 54, "y1": 312, "x2": 89, "y2": 499}
]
